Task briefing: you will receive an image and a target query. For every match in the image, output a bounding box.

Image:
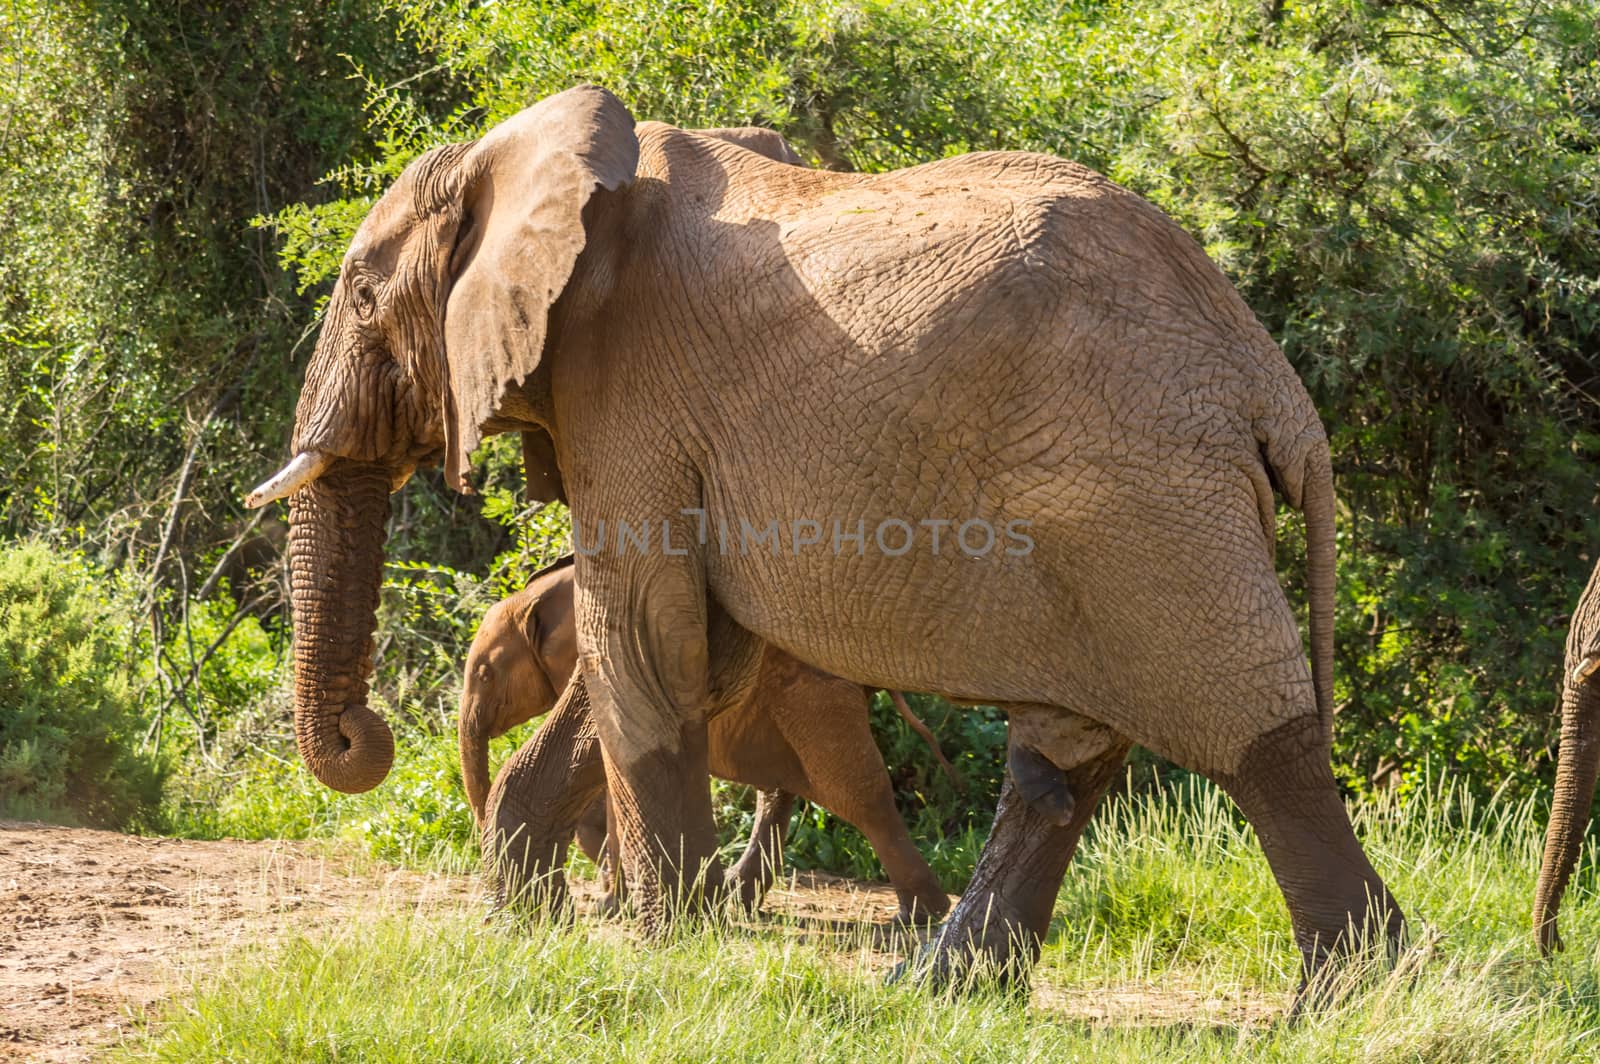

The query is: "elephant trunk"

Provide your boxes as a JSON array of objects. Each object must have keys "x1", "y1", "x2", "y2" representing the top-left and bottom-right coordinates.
[
  {"x1": 287, "y1": 460, "x2": 395, "y2": 794},
  {"x1": 459, "y1": 709, "x2": 494, "y2": 827},
  {"x1": 1534, "y1": 676, "x2": 1600, "y2": 954}
]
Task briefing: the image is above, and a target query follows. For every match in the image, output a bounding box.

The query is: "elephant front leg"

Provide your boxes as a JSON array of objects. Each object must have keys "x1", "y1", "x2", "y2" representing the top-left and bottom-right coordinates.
[
  {"x1": 482, "y1": 675, "x2": 606, "y2": 914},
  {"x1": 897, "y1": 709, "x2": 1129, "y2": 989},
  {"x1": 578, "y1": 547, "x2": 723, "y2": 936}
]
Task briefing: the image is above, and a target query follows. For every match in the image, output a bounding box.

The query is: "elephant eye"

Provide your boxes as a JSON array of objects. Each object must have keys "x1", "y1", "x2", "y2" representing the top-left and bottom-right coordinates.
[{"x1": 353, "y1": 282, "x2": 378, "y2": 318}]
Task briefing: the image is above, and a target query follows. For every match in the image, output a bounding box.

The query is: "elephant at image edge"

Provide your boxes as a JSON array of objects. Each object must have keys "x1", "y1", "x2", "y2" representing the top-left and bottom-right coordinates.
[
  {"x1": 460, "y1": 555, "x2": 951, "y2": 923},
  {"x1": 1533, "y1": 558, "x2": 1600, "y2": 953},
  {"x1": 247, "y1": 86, "x2": 1403, "y2": 998}
]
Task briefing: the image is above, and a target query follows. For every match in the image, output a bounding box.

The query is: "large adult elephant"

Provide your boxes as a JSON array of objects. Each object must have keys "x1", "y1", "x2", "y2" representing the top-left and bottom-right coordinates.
[
  {"x1": 246, "y1": 86, "x2": 1403, "y2": 995},
  {"x1": 1533, "y1": 559, "x2": 1600, "y2": 954}
]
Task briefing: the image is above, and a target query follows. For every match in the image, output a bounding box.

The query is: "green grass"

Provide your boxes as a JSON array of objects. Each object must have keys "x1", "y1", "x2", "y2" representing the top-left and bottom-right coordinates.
[{"x1": 120, "y1": 777, "x2": 1600, "y2": 1062}]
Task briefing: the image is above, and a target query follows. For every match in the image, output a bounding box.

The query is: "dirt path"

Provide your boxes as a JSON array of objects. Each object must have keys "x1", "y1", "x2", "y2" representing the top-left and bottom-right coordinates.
[
  {"x1": 0, "y1": 822, "x2": 1278, "y2": 1060},
  {"x1": 0, "y1": 821, "x2": 924, "y2": 1061},
  {"x1": 0, "y1": 822, "x2": 486, "y2": 1062}
]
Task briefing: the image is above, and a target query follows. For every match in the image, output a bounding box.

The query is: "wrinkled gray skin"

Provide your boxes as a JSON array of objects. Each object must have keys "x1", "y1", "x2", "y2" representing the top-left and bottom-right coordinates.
[
  {"x1": 461, "y1": 557, "x2": 949, "y2": 922},
  {"x1": 1533, "y1": 559, "x2": 1600, "y2": 954},
  {"x1": 253, "y1": 86, "x2": 1402, "y2": 1001}
]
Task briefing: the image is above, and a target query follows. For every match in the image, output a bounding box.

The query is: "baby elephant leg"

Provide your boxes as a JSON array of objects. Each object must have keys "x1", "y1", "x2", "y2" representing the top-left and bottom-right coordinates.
[
  {"x1": 725, "y1": 788, "x2": 797, "y2": 912},
  {"x1": 754, "y1": 663, "x2": 949, "y2": 925}
]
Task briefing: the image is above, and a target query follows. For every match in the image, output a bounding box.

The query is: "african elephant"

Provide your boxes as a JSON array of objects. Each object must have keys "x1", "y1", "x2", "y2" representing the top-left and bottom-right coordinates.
[
  {"x1": 461, "y1": 555, "x2": 951, "y2": 921},
  {"x1": 1533, "y1": 559, "x2": 1600, "y2": 953},
  {"x1": 246, "y1": 85, "x2": 1403, "y2": 997}
]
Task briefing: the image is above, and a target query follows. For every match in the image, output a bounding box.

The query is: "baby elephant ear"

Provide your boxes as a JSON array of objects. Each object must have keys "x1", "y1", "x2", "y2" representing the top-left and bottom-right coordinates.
[{"x1": 442, "y1": 85, "x2": 639, "y2": 492}]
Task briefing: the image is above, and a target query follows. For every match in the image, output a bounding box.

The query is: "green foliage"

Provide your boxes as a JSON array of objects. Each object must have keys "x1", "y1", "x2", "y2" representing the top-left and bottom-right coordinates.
[
  {"x1": 0, "y1": 542, "x2": 163, "y2": 826},
  {"x1": 174, "y1": 723, "x2": 482, "y2": 869},
  {"x1": 0, "y1": 0, "x2": 449, "y2": 544}
]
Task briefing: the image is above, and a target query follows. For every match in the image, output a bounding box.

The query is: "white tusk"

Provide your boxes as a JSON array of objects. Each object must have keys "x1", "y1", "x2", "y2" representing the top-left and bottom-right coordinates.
[
  {"x1": 1571, "y1": 654, "x2": 1600, "y2": 685},
  {"x1": 244, "y1": 451, "x2": 330, "y2": 508}
]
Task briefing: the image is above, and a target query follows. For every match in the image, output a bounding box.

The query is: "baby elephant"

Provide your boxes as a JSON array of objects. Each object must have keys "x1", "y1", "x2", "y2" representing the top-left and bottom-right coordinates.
[{"x1": 459, "y1": 558, "x2": 952, "y2": 922}]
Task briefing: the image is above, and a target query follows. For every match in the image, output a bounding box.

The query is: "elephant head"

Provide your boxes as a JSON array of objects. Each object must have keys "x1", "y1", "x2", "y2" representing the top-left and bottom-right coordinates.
[
  {"x1": 244, "y1": 86, "x2": 640, "y2": 792},
  {"x1": 1533, "y1": 560, "x2": 1600, "y2": 953},
  {"x1": 459, "y1": 559, "x2": 579, "y2": 824}
]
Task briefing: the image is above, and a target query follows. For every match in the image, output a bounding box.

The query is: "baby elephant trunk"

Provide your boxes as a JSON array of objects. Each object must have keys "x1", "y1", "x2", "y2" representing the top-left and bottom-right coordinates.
[{"x1": 459, "y1": 714, "x2": 496, "y2": 828}]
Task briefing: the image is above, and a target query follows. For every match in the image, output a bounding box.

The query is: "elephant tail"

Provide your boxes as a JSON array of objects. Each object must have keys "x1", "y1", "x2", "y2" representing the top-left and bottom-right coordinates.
[
  {"x1": 1533, "y1": 572, "x2": 1600, "y2": 955},
  {"x1": 1299, "y1": 441, "x2": 1337, "y2": 729},
  {"x1": 1260, "y1": 426, "x2": 1337, "y2": 729},
  {"x1": 889, "y1": 691, "x2": 965, "y2": 792}
]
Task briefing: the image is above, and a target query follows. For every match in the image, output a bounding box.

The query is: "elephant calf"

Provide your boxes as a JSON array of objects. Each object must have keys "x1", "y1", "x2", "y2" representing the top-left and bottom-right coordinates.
[{"x1": 462, "y1": 557, "x2": 952, "y2": 923}]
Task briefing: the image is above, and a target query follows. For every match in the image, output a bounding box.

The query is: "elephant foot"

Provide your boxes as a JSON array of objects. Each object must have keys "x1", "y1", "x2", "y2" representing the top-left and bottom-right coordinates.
[
  {"x1": 486, "y1": 847, "x2": 573, "y2": 921},
  {"x1": 886, "y1": 904, "x2": 1038, "y2": 994},
  {"x1": 889, "y1": 886, "x2": 950, "y2": 930},
  {"x1": 480, "y1": 810, "x2": 575, "y2": 920},
  {"x1": 891, "y1": 905, "x2": 942, "y2": 930},
  {"x1": 722, "y1": 864, "x2": 768, "y2": 915},
  {"x1": 624, "y1": 853, "x2": 731, "y2": 936}
]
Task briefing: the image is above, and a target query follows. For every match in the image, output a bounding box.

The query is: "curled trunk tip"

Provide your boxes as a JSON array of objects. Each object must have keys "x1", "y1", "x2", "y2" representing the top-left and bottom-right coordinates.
[
  {"x1": 296, "y1": 703, "x2": 395, "y2": 794},
  {"x1": 287, "y1": 461, "x2": 395, "y2": 795}
]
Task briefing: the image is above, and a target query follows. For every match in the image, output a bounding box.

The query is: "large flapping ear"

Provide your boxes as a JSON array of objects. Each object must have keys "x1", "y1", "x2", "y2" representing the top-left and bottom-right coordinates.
[{"x1": 442, "y1": 86, "x2": 639, "y2": 492}]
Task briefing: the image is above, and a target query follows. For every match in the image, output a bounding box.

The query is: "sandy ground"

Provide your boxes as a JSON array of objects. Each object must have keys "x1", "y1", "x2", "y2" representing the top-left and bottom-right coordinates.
[
  {"x1": 0, "y1": 821, "x2": 1279, "y2": 1061},
  {"x1": 0, "y1": 821, "x2": 483, "y2": 1062}
]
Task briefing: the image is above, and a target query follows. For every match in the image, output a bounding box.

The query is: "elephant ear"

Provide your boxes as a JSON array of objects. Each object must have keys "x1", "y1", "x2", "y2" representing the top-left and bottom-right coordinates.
[
  {"x1": 696, "y1": 126, "x2": 805, "y2": 167},
  {"x1": 442, "y1": 85, "x2": 639, "y2": 492}
]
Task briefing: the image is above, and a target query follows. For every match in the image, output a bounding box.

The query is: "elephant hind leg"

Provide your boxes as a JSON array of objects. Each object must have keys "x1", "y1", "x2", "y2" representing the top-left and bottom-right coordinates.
[
  {"x1": 758, "y1": 672, "x2": 949, "y2": 925},
  {"x1": 1216, "y1": 714, "x2": 1405, "y2": 1005},
  {"x1": 900, "y1": 706, "x2": 1130, "y2": 987}
]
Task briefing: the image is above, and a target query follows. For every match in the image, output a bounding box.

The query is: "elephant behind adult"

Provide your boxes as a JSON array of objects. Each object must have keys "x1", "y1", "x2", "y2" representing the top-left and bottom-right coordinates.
[
  {"x1": 1533, "y1": 559, "x2": 1600, "y2": 953},
  {"x1": 247, "y1": 86, "x2": 1401, "y2": 997},
  {"x1": 460, "y1": 555, "x2": 951, "y2": 922}
]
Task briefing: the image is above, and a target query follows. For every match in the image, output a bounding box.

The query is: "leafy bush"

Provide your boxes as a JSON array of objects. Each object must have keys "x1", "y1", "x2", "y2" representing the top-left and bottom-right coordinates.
[{"x1": 0, "y1": 541, "x2": 163, "y2": 826}]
